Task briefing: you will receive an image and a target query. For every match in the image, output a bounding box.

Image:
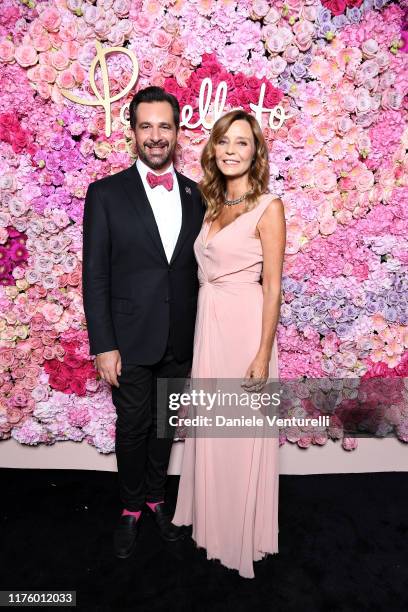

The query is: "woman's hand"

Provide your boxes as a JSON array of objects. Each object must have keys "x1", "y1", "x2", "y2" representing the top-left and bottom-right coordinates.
[{"x1": 241, "y1": 353, "x2": 269, "y2": 392}]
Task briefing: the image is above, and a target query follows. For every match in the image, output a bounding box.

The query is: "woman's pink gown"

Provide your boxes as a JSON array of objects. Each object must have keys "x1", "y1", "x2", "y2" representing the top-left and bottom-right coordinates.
[{"x1": 172, "y1": 193, "x2": 280, "y2": 579}]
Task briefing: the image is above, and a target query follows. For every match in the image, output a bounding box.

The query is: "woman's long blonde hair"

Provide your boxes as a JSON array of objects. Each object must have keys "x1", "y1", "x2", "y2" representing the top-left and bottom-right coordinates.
[{"x1": 199, "y1": 109, "x2": 270, "y2": 221}]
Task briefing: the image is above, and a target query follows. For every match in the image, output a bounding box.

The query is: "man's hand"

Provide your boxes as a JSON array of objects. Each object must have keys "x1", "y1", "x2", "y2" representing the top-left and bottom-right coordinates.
[{"x1": 96, "y1": 350, "x2": 122, "y2": 388}]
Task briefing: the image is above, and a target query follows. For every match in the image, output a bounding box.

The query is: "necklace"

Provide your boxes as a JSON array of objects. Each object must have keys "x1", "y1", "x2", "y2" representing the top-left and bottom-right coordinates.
[{"x1": 224, "y1": 190, "x2": 252, "y2": 206}]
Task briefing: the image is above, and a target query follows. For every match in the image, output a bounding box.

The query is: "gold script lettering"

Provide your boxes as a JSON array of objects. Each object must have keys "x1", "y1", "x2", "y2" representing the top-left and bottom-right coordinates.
[
  {"x1": 59, "y1": 43, "x2": 290, "y2": 136},
  {"x1": 60, "y1": 40, "x2": 139, "y2": 138}
]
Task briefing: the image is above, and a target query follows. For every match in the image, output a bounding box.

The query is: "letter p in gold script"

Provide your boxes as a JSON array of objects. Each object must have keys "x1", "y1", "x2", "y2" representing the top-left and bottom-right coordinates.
[{"x1": 60, "y1": 41, "x2": 139, "y2": 137}]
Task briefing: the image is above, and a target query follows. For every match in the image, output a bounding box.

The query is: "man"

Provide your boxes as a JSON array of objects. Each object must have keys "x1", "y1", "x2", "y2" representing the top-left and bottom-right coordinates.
[{"x1": 82, "y1": 86, "x2": 205, "y2": 558}]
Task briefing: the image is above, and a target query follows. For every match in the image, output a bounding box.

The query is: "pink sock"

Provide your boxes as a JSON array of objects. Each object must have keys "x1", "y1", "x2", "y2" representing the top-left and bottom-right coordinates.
[
  {"x1": 122, "y1": 509, "x2": 142, "y2": 520},
  {"x1": 146, "y1": 500, "x2": 164, "y2": 512}
]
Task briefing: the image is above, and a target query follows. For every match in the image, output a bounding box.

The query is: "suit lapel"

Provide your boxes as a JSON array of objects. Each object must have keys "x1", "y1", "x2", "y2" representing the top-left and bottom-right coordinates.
[
  {"x1": 122, "y1": 163, "x2": 193, "y2": 266},
  {"x1": 123, "y1": 163, "x2": 168, "y2": 262},
  {"x1": 170, "y1": 170, "x2": 193, "y2": 266}
]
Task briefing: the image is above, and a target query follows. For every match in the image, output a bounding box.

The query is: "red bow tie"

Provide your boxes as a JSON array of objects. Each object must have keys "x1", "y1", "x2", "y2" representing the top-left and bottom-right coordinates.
[{"x1": 146, "y1": 171, "x2": 173, "y2": 191}]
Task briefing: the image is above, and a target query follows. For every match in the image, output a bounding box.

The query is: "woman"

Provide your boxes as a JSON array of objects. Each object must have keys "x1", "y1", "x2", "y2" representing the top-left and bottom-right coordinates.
[{"x1": 172, "y1": 109, "x2": 286, "y2": 578}]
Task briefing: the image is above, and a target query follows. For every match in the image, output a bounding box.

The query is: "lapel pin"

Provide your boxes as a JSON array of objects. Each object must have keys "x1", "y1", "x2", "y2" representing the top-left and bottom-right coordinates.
[{"x1": 185, "y1": 186, "x2": 191, "y2": 195}]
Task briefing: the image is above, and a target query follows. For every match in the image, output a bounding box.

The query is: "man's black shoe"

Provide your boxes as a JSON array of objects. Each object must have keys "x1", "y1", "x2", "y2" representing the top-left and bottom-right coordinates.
[
  {"x1": 113, "y1": 514, "x2": 141, "y2": 559},
  {"x1": 145, "y1": 502, "x2": 186, "y2": 542}
]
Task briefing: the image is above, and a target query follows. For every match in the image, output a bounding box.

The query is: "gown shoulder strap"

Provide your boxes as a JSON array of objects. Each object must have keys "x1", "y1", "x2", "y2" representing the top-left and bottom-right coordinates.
[{"x1": 253, "y1": 192, "x2": 280, "y2": 225}]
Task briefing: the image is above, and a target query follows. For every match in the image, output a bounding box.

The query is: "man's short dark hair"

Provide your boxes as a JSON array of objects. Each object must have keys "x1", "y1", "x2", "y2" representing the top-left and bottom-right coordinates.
[{"x1": 129, "y1": 86, "x2": 180, "y2": 131}]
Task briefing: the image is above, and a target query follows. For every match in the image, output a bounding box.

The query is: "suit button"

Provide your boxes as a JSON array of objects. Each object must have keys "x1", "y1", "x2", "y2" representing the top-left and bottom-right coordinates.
[{"x1": 165, "y1": 297, "x2": 170, "y2": 303}]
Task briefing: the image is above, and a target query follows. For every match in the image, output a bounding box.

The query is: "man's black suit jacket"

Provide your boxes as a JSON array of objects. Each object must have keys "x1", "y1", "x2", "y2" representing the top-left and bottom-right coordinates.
[{"x1": 82, "y1": 162, "x2": 206, "y2": 365}]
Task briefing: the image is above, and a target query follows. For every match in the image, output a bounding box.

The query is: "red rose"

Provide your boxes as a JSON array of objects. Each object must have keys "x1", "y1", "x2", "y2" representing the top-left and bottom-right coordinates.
[
  {"x1": 48, "y1": 372, "x2": 68, "y2": 391},
  {"x1": 69, "y1": 378, "x2": 87, "y2": 396},
  {"x1": 322, "y1": 0, "x2": 347, "y2": 16},
  {"x1": 179, "y1": 89, "x2": 195, "y2": 108},
  {"x1": 227, "y1": 92, "x2": 241, "y2": 107},
  {"x1": 59, "y1": 363, "x2": 73, "y2": 380},
  {"x1": 264, "y1": 86, "x2": 283, "y2": 107},
  {"x1": 233, "y1": 73, "x2": 245, "y2": 88},
  {"x1": 44, "y1": 359, "x2": 61, "y2": 373},
  {"x1": 0, "y1": 113, "x2": 16, "y2": 130},
  {"x1": 236, "y1": 89, "x2": 251, "y2": 107},
  {"x1": 64, "y1": 354, "x2": 83, "y2": 369},
  {"x1": 12, "y1": 138, "x2": 28, "y2": 153},
  {"x1": 247, "y1": 76, "x2": 260, "y2": 90},
  {"x1": 246, "y1": 88, "x2": 260, "y2": 104},
  {"x1": 189, "y1": 74, "x2": 202, "y2": 95},
  {"x1": 346, "y1": 0, "x2": 363, "y2": 7},
  {"x1": 222, "y1": 73, "x2": 235, "y2": 90},
  {"x1": 163, "y1": 77, "x2": 180, "y2": 96},
  {"x1": 395, "y1": 358, "x2": 408, "y2": 376},
  {"x1": 196, "y1": 67, "x2": 210, "y2": 79}
]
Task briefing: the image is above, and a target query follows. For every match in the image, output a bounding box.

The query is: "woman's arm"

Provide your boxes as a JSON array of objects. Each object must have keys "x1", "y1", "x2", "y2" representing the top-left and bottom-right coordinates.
[{"x1": 243, "y1": 197, "x2": 286, "y2": 385}]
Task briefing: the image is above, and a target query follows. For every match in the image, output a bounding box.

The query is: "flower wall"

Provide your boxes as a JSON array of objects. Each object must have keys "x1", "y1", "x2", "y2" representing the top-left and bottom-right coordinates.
[{"x1": 0, "y1": 0, "x2": 407, "y2": 453}]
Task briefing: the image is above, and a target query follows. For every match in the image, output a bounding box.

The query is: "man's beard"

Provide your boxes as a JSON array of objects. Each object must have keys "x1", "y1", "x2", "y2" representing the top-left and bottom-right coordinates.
[{"x1": 136, "y1": 141, "x2": 174, "y2": 171}]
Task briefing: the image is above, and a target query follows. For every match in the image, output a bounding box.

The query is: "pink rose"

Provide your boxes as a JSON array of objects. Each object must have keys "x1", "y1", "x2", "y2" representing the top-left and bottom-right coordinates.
[
  {"x1": 342, "y1": 437, "x2": 358, "y2": 451},
  {"x1": 251, "y1": 0, "x2": 270, "y2": 18},
  {"x1": 108, "y1": 27, "x2": 126, "y2": 47},
  {"x1": 294, "y1": 32, "x2": 313, "y2": 53},
  {"x1": 61, "y1": 40, "x2": 79, "y2": 60},
  {"x1": 265, "y1": 32, "x2": 286, "y2": 55},
  {"x1": 36, "y1": 82, "x2": 51, "y2": 99},
  {"x1": 51, "y1": 50, "x2": 69, "y2": 71},
  {"x1": 337, "y1": 176, "x2": 354, "y2": 191},
  {"x1": 22, "y1": 376, "x2": 37, "y2": 390},
  {"x1": 13, "y1": 367, "x2": 26, "y2": 380},
  {"x1": 283, "y1": 45, "x2": 299, "y2": 63},
  {"x1": 70, "y1": 61, "x2": 85, "y2": 84},
  {"x1": 15, "y1": 45, "x2": 38, "y2": 68},
  {"x1": 151, "y1": 74, "x2": 165, "y2": 87},
  {"x1": 11, "y1": 389, "x2": 29, "y2": 407},
  {"x1": 67, "y1": 271, "x2": 80, "y2": 286},
  {"x1": 319, "y1": 216, "x2": 337, "y2": 235},
  {"x1": 303, "y1": 5, "x2": 317, "y2": 20},
  {"x1": 42, "y1": 346, "x2": 55, "y2": 360},
  {"x1": 31, "y1": 385, "x2": 48, "y2": 402},
  {"x1": 56, "y1": 69, "x2": 75, "y2": 89},
  {"x1": 361, "y1": 39, "x2": 379, "y2": 60},
  {"x1": 0, "y1": 349, "x2": 15, "y2": 368},
  {"x1": 139, "y1": 58, "x2": 154, "y2": 76},
  {"x1": 0, "y1": 40, "x2": 15, "y2": 63},
  {"x1": 39, "y1": 65, "x2": 57, "y2": 83},
  {"x1": 315, "y1": 169, "x2": 337, "y2": 192},
  {"x1": 355, "y1": 170, "x2": 374, "y2": 192},
  {"x1": 151, "y1": 30, "x2": 172, "y2": 49},
  {"x1": 32, "y1": 33, "x2": 51, "y2": 53},
  {"x1": 39, "y1": 8, "x2": 62, "y2": 32},
  {"x1": 7, "y1": 408, "x2": 22, "y2": 424},
  {"x1": 42, "y1": 302, "x2": 63, "y2": 323},
  {"x1": 298, "y1": 434, "x2": 313, "y2": 448},
  {"x1": 170, "y1": 40, "x2": 184, "y2": 56},
  {"x1": 175, "y1": 66, "x2": 192, "y2": 87},
  {"x1": 161, "y1": 56, "x2": 180, "y2": 77},
  {"x1": 355, "y1": 89, "x2": 371, "y2": 114},
  {"x1": 382, "y1": 89, "x2": 403, "y2": 111},
  {"x1": 113, "y1": 0, "x2": 130, "y2": 18},
  {"x1": 86, "y1": 378, "x2": 99, "y2": 392}
]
